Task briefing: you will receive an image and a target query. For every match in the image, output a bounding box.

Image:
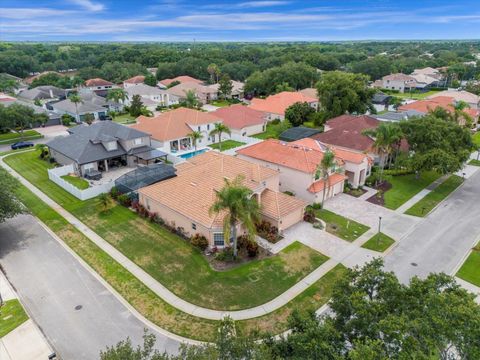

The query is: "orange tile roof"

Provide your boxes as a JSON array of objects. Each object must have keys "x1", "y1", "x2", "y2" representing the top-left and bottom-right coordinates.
[
  {"x1": 214, "y1": 104, "x2": 266, "y2": 130},
  {"x1": 139, "y1": 152, "x2": 284, "y2": 228},
  {"x1": 85, "y1": 78, "x2": 114, "y2": 87},
  {"x1": 124, "y1": 75, "x2": 145, "y2": 84},
  {"x1": 398, "y1": 96, "x2": 455, "y2": 113},
  {"x1": 131, "y1": 107, "x2": 222, "y2": 142},
  {"x1": 237, "y1": 138, "x2": 342, "y2": 174},
  {"x1": 292, "y1": 138, "x2": 370, "y2": 164},
  {"x1": 308, "y1": 173, "x2": 346, "y2": 193},
  {"x1": 160, "y1": 76, "x2": 203, "y2": 86},
  {"x1": 260, "y1": 189, "x2": 306, "y2": 220},
  {"x1": 249, "y1": 91, "x2": 317, "y2": 115}
]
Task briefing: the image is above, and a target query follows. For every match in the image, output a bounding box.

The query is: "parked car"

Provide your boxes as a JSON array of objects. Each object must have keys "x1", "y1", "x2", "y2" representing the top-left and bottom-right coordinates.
[{"x1": 11, "y1": 141, "x2": 34, "y2": 150}]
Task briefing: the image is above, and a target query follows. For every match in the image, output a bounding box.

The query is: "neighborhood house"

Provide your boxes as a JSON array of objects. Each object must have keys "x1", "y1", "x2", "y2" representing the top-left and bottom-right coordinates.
[
  {"x1": 138, "y1": 151, "x2": 306, "y2": 247},
  {"x1": 213, "y1": 104, "x2": 267, "y2": 136},
  {"x1": 249, "y1": 91, "x2": 318, "y2": 120}
]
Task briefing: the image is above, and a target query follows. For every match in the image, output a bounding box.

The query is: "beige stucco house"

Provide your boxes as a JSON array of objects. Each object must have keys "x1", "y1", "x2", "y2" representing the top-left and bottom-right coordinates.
[{"x1": 138, "y1": 151, "x2": 306, "y2": 247}]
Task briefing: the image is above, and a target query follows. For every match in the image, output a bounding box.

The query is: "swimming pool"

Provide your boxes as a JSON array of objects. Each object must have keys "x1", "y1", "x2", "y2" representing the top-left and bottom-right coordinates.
[{"x1": 178, "y1": 148, "x2": 208, "y2": 159}]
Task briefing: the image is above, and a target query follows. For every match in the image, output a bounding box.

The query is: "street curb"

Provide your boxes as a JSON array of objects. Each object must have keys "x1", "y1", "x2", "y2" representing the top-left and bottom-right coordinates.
[{"x1": 450, "y1": 231, "x2": 480, "y2": 277}]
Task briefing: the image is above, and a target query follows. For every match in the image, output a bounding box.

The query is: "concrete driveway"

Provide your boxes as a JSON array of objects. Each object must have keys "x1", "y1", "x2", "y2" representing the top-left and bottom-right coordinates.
[
  {"x1": 324, "y1": 193, "x2": 420, "y2": 239},
  {"x1": 0, "y1": 125, "x2": 68, "y2": 153},
  {"x1": 0, "y1": 215, "x2": 181, "y2": 359}
]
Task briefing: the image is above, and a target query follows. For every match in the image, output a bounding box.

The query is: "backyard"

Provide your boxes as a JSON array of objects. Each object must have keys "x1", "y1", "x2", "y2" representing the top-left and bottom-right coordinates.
[
  {"x1": 381, "y1": 171, "x2": 442, "y2": 210},
  {"x1": 8, "y1": 162, "x2": 346, "y2": 341},
  {"x1": 61, "y1": 174, "x2": 90, "y2": 189},
  {"x1": 252, "y1": 121, "x2": 291, "y2": 140},
  {"x1": 113, "y1": 113, "x2": 136, "y2": 125},
  {"x1": 361, "y1": 232, "x2": 395, "y2": 252},
  {"x1": 456, "y1": 244, "x2": 480, "y2": 287},
  {"x1": 0, "y1": 130, "x2": 43, "y2": 144},
  {"x1": 314, "y1": 209, "x2": 370, "y2": 242},
  {"x1": 4, "y1": 150, "x2": 329, "y2": 311},
  {"x1": 382, "y1": 89, "x2": 442, "y2": 100},
  {"x1": 0, "y1": 299, "x2": 29, "y2": 337},
  {"x1": 472, "y1": 132, "x2": 480, "y2": 147},
  {"x1": 405, "y1": 175, "x2": 463, "y2": 217},
  {"x1": 209, "y1": 140, "x2": 245, "y2": 151}
]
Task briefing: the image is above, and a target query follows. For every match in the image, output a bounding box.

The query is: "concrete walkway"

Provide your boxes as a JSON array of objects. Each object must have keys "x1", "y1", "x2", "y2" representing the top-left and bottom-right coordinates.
[
  {"x1": 455, "y1": 277, "x2": 480, "y2": 304},
  {"x1": 0, "y1": 152, "x2": 345, "y2": 321},
  {"x1": 395, "y1": 175, "x2": 449, "y2": 214},
  {"x1": 0, "y1": 273, "x2": 54, "y2": 360}
]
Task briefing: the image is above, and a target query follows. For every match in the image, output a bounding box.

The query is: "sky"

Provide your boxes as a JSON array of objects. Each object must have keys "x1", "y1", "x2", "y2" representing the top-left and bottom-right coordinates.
[{"x1": 1, "y1": 0, "x2": 480, "y2": 42}]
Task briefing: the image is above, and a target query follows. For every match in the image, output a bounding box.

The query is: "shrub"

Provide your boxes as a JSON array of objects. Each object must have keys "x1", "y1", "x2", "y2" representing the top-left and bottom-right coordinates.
[
  {"x1": 110, "y1": 186, "x2": 120, "y2": 200},
  {"x1": 270, "y1": 118, "x2": 281, "y2": 125},
  {"x1": 215, "y1": 247, "x2": 234, "y2": 262},
  {"x1": 283, "y1": 190, "x2": 295, "y2": 196},
  {"x1": 255, "y1": 220, "x2": 280, "y2": 243},
  {"x1": 383, "y1": 168, "x2": 414, "y2": 176},
  {"x1": 148, "y1": 211, "x2": 157, "y2": 222},
  {"x1": 117, "y1": 194, "x2": 132, "y2": 207},
  {"x1": 191, "y1": 234, "x2": 209, "y2": 251},
  {"x1": 236, "y1": 234, "x2": 259, "y2": 257},
  {"x1": 311, "y1": 202, "x2": 322, "y2": 210},
  {"x1": 303, "y1": 208, "x2": 316, "y2": 223},
  {"x1": 365, "y1": 172, "x2": 381, "y2": 187}
]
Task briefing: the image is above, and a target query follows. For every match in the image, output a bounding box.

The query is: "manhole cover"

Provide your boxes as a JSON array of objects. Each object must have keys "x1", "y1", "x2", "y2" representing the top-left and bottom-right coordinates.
[
  {"x1": 411, "y1": 262, "x2": 418, "y2": 267},
  {"x1": 74, "y1": 305, "x2": 83, "y2": 310}
]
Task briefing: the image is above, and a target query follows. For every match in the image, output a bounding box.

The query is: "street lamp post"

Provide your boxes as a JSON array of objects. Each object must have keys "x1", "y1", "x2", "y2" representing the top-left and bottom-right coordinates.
[{"x1": 377, "y1": 216, "x2": 382, "y2": 247}]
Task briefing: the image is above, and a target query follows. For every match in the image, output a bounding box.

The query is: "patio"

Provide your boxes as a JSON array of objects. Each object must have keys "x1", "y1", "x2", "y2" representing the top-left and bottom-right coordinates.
[{"x1": 88, "y1": 166, "x2": 134, "y2": 186}]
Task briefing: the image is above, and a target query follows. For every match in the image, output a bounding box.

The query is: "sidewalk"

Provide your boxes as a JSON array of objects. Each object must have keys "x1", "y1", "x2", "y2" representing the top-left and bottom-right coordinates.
[
  {"x1": 0, "y1": 153, "x2": 345, "y2": 321},
  {"x1": 395, "y1": 175, "x2": 448, "y2": 214},
  {"x1": 0, "y1": 273, "x2": 54, "y2": 360},
  {"x1": 455, "y1": 277, "x2": 480, "y2": 304}
]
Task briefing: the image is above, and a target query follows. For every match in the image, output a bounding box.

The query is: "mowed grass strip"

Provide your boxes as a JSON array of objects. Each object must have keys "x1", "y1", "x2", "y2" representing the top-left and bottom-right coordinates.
[
  {"x1": 0, "y1": 299, "x2": 29, "y2": 337},
  {"x1": 383, "y1": 171, "x2": 442, "y2": 210},
  {"x1": 61, "y1": 175, "x2": 90, "y2": 189},
  {"x1": 405, "y1": 175, "x2": 463, "y2": 217},
  {"x1": 314, "y1": 209, "x2": 370, "y2": 242},
  {"x1": 456, "y1": 245, "x2": 480, "y2": 287},
  {"x1": 468, "y1": 159, "x2": 480, "y2": 166},
  {"x1": 0, "y1": 130, "x2": 43, "y2": 144},
  {"x1": 209, "y1": 140, "x2": 245, "y2": 151},
  {"x1": 12, "y1": 182, "x2": 346, "y2": 341},
  {"x1": 4, "y1": 150, "x2": 328, "y2": 311},
  {"x1": 361, "y1": 232, "x2": 395, "y2": 252}
]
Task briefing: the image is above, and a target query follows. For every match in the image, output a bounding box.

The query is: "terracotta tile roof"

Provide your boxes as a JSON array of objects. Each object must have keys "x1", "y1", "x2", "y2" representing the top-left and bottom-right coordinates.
[
  {"x1": 214, "y1": 104, "x2": 266, "y2": 130},
  {"x1": 382, "y1": 73, "x2": 416, "y2": 83},
  {"x1": 249, "y1": 91, "x2": 317, "y2": 115},
  {"x1": 159, "y1": 76, "x2": 203, "y2": 87},
  {"x1": 308, "y1": 173, "x2": 346, "y2": 193},
  {"x1": 427, "y1": 90, "x2": 480, "y2": 105},
  {"x1": 85, "y1": 78, "x2": 114, "y2": 87},
  {"x1": 260, "y1": 189, "x2": 306, "y2": 220},
  {"x1": 124, "y1": 75, "x2": 145, "y2": 84},
  {"x1": 292, "y1": 138, "x2": 370, "y2": 164},
  {"x1": 237, "y1": 138, "x2": 343, "y2": 174},
  {"x1": 139, "y1": 152, "x2": 281, "y2": 228},
  {"x1": 312, "y1": 115, "x2": 379, "y2": 153},
  {"x1": 131, "y1": 107, "x2": 222, "y2": 142},
  {"x1": 398, "y1": 96, "x2": 455, "y2": 113},
  {"x1": 166, "y1": 82, "x2": 217, "y2": 98}
]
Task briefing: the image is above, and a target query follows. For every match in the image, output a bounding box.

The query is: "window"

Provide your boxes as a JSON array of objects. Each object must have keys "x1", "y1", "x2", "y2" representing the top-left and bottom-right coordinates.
[
  {"x1": 213, "y1": 233, "x2": 224, "y2": 246},
  {"x1": 198, "y1": 126, "x2": 201, "y2": 131},
  {"x1": 134, "y1": 138, "x2": 142, "y2": 145},
  {"x1": 207, "y1": 124, "x2": 210, "y2": 130},
  {"x1": 192, "y1": 223, "x2": 196, "y2": 230},
  {"x1": 145, "y1": 198, "x2": 150, "y2": 210}
]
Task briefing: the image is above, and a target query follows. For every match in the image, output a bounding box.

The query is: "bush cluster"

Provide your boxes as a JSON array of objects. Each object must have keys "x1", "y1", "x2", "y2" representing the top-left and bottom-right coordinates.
[
  {"x1": 237, "y1": 234, "x2": 259, "y2": 257},
  {"x1": 255, "y1": 220, "x2": 280, "y2": 243},
  {"x1": 190, "y1": 234, "x2": 209, "y2": 251}
]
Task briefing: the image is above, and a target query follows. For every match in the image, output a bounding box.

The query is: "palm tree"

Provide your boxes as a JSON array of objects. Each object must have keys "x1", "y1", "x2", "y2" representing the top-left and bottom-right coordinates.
[
  {"x1": 84, "y1": 113, "x2": 95, "y2": 125},
  {"x1": 363, "y1": 123, "x2": 402, "y2": 182},
  {"x1": 209, "y1": 176, "x2": 260, "y2": 258},
  {"x1": 184, "y1": 90, "x2": 199, "y2": 109},
  {"x1": 315, "y1": 149, "x2": 336, "y2": 206},
  {"x1": 98, "y1": 193, "x2": 110, "y2": 212},
  {"x1": 209, "y1": 123, "x2": 231, "y2": 151},
  {"x1": 452, "y1": 101, "x2": 473, "y2": 127},
  {"x1": 188, "y1": 130, "x2": 203, "y2": 151},
  {"x1": 68, "y1": 93, "x2": 83, "y2": 122},
  {"x1": 106, "y1": 88, "x2": 127, "y2": 104}
]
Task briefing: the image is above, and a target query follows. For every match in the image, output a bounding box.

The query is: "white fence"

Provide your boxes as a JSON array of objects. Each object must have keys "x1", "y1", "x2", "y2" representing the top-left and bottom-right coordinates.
[{"x1": 48, "y1": 164, "x2": 114, "y2": 200}]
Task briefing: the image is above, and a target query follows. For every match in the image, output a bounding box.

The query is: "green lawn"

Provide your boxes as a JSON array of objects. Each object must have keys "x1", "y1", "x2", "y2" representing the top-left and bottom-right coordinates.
[
  {"x1": 10, "y1": 174, "x2": 345, "y2": 341},
  {"x1": 404, "y1": 175, "x2": 463, "y2": 217},
  {"x1": 209, "y1": 140, "x2": 245, "y2": 151},
  {"x1": 4, "y1": 150, "x2": 328, "y2": 311},
  {"x1": 0, "y1": 130, "x2": 43, "y2": 144},
  {"x1": 252, "y1": 121, "x2": 291, "y2": 140},
  {"x1": 113, "y1": 114, "x2": 136, "y2": 124},
  {"x1": 469, "y1": 159, "x2": 480, "y2": 166},
  {"x1": 383, "y1": 171, "x2": 442, "y2": 210},
  {"x1": 210, "y1": 100, "x2": 231, "y2": 107},
  {"x1": 314, "y1": 209, "x2": 370, "y2": 242},
  {"x1": 0, "y1": 299, "x2": 29, "y2": 338},
  {"x1": 361, "y1": 232, "x2": 395, "y2": 252},
  {"x1": 382, "y1": 89, "x2": 442, "y2": 100},
  {"x1": 61, "y1": 175, "x2": 90, "y2": 190},
  {"x1": 456, "y1": 245, "x2": 480, "y2": 287},
  {"x1": 472, "y1": 132, "x2": 480, "y2": 147}
]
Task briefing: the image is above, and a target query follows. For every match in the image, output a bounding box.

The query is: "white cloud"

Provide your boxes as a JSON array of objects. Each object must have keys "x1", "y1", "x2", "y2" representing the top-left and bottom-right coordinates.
[
  {"x1": 236, "y1": 1, "x2": 290, "y2": 8},
  {"x1": 68, "y1": 0, "x2": 104, "y2": 12},
  {"x1": 0, "y1": 7, "x2": 74, "y2": 19}
]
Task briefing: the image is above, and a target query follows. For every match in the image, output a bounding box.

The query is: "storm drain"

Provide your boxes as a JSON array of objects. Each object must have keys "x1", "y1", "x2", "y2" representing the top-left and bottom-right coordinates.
[
  {"x1": 75, "y1": 305, "x2": 83, "y2": 310},
  {"x1": 410, "y1": 262, "x2": 418, "y2": 267}
]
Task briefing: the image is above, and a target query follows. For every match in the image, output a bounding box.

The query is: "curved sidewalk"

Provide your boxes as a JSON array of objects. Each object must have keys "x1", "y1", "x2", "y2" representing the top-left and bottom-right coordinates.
[{"x1": 0, "y1": 152, "x2": 338, "y2": 321}]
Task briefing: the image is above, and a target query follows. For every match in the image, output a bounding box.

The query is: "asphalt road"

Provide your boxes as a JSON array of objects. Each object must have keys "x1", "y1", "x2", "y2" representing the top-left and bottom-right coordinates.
[
  {"x1": 0, "y1": 215, "x2": 181, "y2": 359},
  {"x1": 385, "y1": 169, "x2": 480, "y2": 283}
]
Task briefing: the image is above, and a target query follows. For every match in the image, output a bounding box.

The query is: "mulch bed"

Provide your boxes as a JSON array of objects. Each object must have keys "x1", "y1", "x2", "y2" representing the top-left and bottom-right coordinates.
[
  {"x1": 366, "y1": 181, "x2": 392, "y2": 206},
  {"x1": 345, "y1": 188, "x2": 367, "y2": 198},
  {"x1": 206, "y1": 247, "x2": 271, "y2": 271}
]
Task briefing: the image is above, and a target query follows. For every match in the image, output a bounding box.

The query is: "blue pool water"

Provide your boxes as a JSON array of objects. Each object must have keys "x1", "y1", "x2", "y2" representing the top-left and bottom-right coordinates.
[{"x1": 178, "y1": 148, "x2": 208, "y2": 159}]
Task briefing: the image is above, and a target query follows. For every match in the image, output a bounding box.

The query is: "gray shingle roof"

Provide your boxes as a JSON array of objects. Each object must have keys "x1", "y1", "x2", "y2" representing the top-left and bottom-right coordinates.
[
  {"x1": 52, "y1": 98, "x2": 106, "y2": 114},
  {"x1": 47, "y1": 122, "x2": 150, "y2": 165},
  {"x1": 18, "y1": 86, "x2": 66, "y2": 101}
]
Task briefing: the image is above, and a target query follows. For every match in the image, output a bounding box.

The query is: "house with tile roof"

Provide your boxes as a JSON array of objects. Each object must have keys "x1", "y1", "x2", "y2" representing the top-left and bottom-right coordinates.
[
  {"x1": 237, "y1": 138, "x2": 372, "y2": 203},
  {"x1": 208, "y1": 80, "x2": 245, "y2": 99},
  {"x1": 213, "y1": 104, "x2": 267, "y2": 136},
  {"x1": 165, "y1": 81, "x2": 218, "y2": 104},
  {"x1": 84, "y1": 78, "x2": 115, "y2": 91},
  {"x1": 381, "y1": 73, "x2": 417, "y2": 93},
  {"x1": 158, "y1": 75, "x2": 204, "y2": 89},
  {"x1": 131, "y1": 107, "x2": 224, "y2": 156},
  {"x1": 138, "y1": 151, "x2": 306, "y2": 247},
  {"x1": 249, "y1": 91, "x2": 318, "y2": 121},
  {"x1": 124, "y1": 84, "x2": 172, "y2": 110},
  {"x1": 427, "y1": 90, "x2": 479, "y2": 109},
  {"x1": 123, "y1": 75, "x2": 145, "y2": 88}
]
